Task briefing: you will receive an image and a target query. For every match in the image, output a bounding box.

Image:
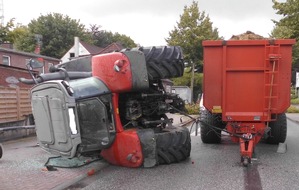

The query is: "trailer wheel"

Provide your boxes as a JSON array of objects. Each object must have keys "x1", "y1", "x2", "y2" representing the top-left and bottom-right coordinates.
[
  {"x1": 266, "y1": 113, "x2": 287, "y2": 144},
  {"x1": 132, "y1": 46, "x2": 184, "y2": 81},
  {"x1": 155, "y1": 126, "x2": 191, "y2": 165},
  {"x1": 200, "y1": 110, "x2": 223, "y2": 143}
]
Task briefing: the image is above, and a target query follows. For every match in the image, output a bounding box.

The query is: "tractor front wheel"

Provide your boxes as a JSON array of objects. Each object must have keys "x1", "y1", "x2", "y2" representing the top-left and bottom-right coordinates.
[{"x1": 155, "y1": 126, "x2": 191, "y2": 165}]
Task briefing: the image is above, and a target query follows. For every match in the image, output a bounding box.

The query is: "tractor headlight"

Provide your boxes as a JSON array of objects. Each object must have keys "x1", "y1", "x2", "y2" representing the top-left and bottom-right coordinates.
[{"x1": 68, "y1": 108, "x2": 77, "y2": 135}]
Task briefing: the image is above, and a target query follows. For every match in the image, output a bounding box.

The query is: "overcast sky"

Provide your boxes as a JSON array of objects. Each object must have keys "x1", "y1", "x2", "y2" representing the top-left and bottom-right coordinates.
[{"x1": 4, "y1": 0, "x2": 285, "y2": 46}]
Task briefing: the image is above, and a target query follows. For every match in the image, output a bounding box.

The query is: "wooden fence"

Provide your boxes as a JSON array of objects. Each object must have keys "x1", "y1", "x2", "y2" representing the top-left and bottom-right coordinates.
[{"x1": 0, "y1": 87, "x2": 32, "y2": 124}]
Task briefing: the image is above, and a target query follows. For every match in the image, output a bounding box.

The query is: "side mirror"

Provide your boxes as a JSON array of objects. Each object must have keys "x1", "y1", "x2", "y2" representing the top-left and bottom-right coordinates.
[
  {"x1": 25, "y1": 58, "x2": 44, "y2": 84},
  {"x1": 27, "y1": 59, "x2": 44, "y2": 69}
]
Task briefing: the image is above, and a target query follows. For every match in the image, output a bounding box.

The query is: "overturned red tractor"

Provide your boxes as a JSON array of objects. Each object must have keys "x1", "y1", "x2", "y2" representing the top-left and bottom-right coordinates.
[
  {"x1": 20, "y1": 46, "x2": 191, "y2": 168},
  {"x1": 201, "y1": 39, "x2": 295, "y2": 166}
]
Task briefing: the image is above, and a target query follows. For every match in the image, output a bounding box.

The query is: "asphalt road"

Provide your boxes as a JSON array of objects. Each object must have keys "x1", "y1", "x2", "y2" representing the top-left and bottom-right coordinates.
[{"x1": 70, "y1": 119, "x2": 299, "y2": 190}]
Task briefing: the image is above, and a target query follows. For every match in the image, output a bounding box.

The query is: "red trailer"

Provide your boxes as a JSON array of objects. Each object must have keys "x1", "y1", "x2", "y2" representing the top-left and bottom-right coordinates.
[{"x1": 202, "y1": 39, "x2": 296, "y2": 166}]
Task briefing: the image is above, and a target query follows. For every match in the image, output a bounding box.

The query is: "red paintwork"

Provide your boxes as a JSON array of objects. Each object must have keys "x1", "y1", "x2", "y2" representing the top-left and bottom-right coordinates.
[
  {"x1": 203, "y1": 39, "x2": 295, "y2": 160},
  {"x1": 111, "y1": 93, "x2": 124, "y2": 133},
  {"x1": 92, "y1": 52, "x2": 133, "y2": 93},
  {"x1": 91, "y1": 52, "x2": 146, "y2": 167},
  {"x1": 203, "y1": 39, "x2": 295, "y2": 120},
  {"x1": 240, "y1": 138, "x2": 254, "y2": 159},
  {"x1": 100, "y1": 128, "x2": 143, "y2": 168},
  {"x1": 227, "y1": 122, "x2": 264, "y2": 159},
  {"x1": 101, "y1": 93, "x2": 143, "y2": 167}
]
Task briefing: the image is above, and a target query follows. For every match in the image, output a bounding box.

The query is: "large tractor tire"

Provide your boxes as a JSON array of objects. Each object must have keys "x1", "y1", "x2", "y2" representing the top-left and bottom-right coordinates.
[
  {"x1": 266, "y1": 113, "x2": 287, "y2": 144},
  {"x1": 133, "y1": 46, "x2": 184, "y2": 81},
  {"x1": 155, "y1": 126, "x2": 191, "y2": 165},
  {"x1": 200, "y1": 110, "x2": 223, "y2": 144}
]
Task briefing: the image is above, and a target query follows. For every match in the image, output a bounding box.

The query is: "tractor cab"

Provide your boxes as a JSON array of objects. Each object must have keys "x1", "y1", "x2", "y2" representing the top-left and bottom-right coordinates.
[{"x1": 31, "y1": 77, "x2": 115, "y2": 157}]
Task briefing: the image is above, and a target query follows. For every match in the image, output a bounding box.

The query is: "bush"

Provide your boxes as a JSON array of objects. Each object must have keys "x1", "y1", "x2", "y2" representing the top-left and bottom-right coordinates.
[
  {"x1": 185, "y1": 103, "x2": 200, "y2": 115},
  {"x1": 291, "y1": 94, "x2": 298, "y2": 99},
  {"x1": 287, "y1": 105, "x2": 299, "y2": 113},
  {"x1": 291, "y1": 98, "x2": 299, "y2": 104}
]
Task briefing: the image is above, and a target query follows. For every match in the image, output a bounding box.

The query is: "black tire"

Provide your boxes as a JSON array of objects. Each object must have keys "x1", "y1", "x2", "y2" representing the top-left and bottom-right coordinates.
[
  {"x1": 155, "y1": 126, "x2": 191, "y2": 165},
  {"x1": 200, "y1": 110, "x2": 223, "y2": 144},
  {"x1": 266, "y1": 113, "x2": 287, "y2": 144},
  {"x1": 0, "y1": 144, "x2": 3, "y2": 159},
  {"x1": 133, "y1": 46, "x2": 184, "y2": 81}
]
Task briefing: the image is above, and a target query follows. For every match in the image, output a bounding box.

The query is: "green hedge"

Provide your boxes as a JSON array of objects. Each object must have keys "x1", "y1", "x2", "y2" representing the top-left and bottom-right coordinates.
[
  {"x1": 287, "y1": 105, "x2": 299, "y2": 113},
  {"x1": 185, "y1": 104, "x2": 200, "y2": 115}
]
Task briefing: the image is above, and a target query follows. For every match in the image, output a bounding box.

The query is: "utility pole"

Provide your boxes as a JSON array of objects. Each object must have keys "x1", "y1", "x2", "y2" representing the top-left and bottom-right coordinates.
[{"x1": 190, "y1": 61, "x2": 195, "y2": 103}]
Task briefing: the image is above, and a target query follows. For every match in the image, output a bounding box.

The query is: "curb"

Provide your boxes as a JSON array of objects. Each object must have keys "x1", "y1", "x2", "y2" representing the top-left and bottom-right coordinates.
[
  {"x1": 0, "y1": 125, "x2": 36, "y2": 142},
  {"x1": 286, "y1": 116, "x2": 299, "y2": 124}
]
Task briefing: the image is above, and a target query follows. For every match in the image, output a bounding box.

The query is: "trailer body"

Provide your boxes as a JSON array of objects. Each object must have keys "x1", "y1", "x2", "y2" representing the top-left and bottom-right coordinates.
[{"x1": 202, "y1": 39, "x2": 295, "y2": 165}]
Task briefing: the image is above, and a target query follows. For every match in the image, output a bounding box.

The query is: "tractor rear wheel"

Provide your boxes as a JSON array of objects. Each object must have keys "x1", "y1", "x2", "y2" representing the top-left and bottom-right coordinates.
[
  {"x1": 155, "y1": 126, "x2": 191, "y2": 165},
  {"x1": 200, "y1": 109, "x2": 223, "y2": 143},
  {"x1": 266, "y1": 113, "x2": 287, "y2": 144},
  {"x1": 132, "y1": 46, "x2": 184, "y2": 81}
]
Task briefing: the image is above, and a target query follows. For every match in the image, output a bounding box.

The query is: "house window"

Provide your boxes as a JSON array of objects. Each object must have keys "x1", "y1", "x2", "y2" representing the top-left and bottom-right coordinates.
[
  {"x1": 70, "y1": 53, "x2": 75, "y2": 58},
  {"x1": 3, "y1": 55, "x2": 10, "y2": 66}
]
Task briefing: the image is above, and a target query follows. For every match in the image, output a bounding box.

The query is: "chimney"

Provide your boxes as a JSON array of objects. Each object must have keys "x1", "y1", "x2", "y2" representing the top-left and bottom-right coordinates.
[
  {"x1": 1, "y1": 43, "x2": 13, "y2": 49},
  {"x1": 74, "y1": 37, "x2": 79, "y2": 57}
]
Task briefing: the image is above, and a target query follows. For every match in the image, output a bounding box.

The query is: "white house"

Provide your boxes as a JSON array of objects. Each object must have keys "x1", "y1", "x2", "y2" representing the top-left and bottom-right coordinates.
[
  {"x1": 61, "y1": 36, "x2": 125, "y2": 63},
  {"x1": 60, "y1": 37, "x2": 103, "y2": 63}
]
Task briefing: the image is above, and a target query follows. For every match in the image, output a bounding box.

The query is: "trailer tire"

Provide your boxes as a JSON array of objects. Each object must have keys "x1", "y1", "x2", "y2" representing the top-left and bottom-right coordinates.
[
  {"x1": 155, "y1": 126, "x2": 191, "y2": 165},
  {"x1": 200, "y1": 110, "x2": 222, "y2": 144},
  {"x1": 132, "y1": 46, "x2": 184, "y2": 81},
  {"x1": 266, "y1": 113, "x2": 287, "y2": 144}
]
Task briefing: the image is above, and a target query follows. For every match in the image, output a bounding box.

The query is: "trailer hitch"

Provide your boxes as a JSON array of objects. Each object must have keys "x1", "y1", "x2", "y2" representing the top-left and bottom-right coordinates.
[{"x1": 240, "y1": 133, "x2": 254, "y2": 167}]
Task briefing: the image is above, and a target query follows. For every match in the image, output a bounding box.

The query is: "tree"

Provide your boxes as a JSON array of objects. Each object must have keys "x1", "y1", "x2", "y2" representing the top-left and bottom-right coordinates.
[
  {"x1": 0, "y1": 19, "x2": 15, "y2": 44},
  {"x1": 166, "y1": 1, "x2": 220, "y2": 102},
  {"x1": 7, "y1": 24, "x2": 28, "y2": 44},
  {"x1": 14, "y1": 13, "x2": 88, "y2": 58},
  {"x1": 12, "y1": 26, "x2": 36, "y2": 52},
  {"x1": 112, "y1": 32, "x2": 136, "y2": 48},
  {"x1": 88, "y1": 24, "x2": 136, "y2": 48},
  {"x1": 166, "y1": 1, "x2": 220, "y2": 67},
  {"x1": 272, "y1": 0, "x2": 299, "y2": 63}
]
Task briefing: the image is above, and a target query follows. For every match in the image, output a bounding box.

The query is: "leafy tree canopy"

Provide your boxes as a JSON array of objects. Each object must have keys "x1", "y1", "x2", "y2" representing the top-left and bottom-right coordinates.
[
  {"x1": 166, "y1": 1, "x2": 220, "y2": 67},
  {"x1": 0, "y1": 18, "x2": 15, "y2": 44},
  {"x1": 88, "y1": 24, "x2": 136, "y2": 48},
  {"x1": 167, "y1": 1, "x2": 220, "y2": 101},
  {"x1": 19, "y1": 13, "x2": 88, "y2": 58},
  {"x1": 272, "y1": 0, "x2": 299, "y2": 63},
  {"x1": 10, "y1": 14, "x2": 136, "y2": 58}
]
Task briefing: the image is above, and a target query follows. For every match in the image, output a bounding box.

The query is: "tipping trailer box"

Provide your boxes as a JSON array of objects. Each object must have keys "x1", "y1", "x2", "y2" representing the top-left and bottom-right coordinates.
[
  {"x1": 202, "y1": 39, "x2": 295, "y2": 165},
  {"x1": 203, "y1": 39, "x2": 295, "y2": 122}
]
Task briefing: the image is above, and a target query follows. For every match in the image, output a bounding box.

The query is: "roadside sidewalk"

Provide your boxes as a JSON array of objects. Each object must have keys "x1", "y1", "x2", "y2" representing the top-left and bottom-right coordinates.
[
  {"x1": 0, "y1": 136, "x2": 108, "y2": 190},
  {"x1": 0, "y1": 114, "x2": 196, "y2": 190},
  {"x1": 286, "y1": 113, "x2": 299, "y2": 124}
]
